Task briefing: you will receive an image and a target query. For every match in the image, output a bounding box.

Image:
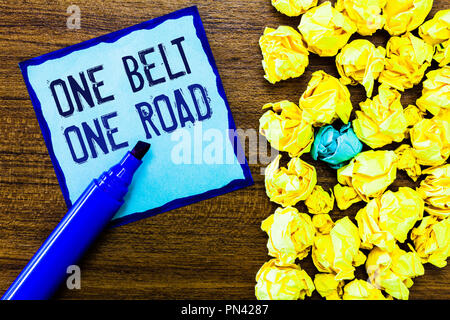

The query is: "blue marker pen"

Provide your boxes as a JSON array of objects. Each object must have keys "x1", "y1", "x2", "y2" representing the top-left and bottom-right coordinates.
[{"x1": 2, "y1": 141, "x2": 150, "y2": 300}]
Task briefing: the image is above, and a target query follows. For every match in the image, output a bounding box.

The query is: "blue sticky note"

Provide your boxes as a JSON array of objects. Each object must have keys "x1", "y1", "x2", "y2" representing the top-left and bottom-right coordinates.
[{"x1": 19, "y1": 6, "x2": 253, "y2": 227}]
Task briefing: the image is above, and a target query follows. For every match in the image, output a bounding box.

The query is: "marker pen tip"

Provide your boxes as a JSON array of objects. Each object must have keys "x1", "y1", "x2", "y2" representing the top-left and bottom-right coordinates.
[{"x1": 131, "y1": 141, "x2": 151, "y2": 160}]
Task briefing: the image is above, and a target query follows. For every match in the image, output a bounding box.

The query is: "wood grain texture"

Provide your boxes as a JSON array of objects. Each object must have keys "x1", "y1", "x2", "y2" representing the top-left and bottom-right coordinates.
[{"x1": 0, "y1": 0, "x2": 448, "y2": 300}]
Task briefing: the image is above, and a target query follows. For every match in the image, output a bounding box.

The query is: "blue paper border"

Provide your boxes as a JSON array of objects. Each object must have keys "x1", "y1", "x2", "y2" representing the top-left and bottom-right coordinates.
[{"x1": 18, "y1": 6, "x2": 253, "y2": 227}]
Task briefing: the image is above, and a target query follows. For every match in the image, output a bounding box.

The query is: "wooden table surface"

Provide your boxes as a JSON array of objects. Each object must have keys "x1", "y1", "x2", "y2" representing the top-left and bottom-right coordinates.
[{"x1": 0, "y1": 0, "x2": 448, "y2": 300}]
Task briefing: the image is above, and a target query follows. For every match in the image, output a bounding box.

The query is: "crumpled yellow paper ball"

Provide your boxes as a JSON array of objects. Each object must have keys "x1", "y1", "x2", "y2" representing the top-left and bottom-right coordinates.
[
  {"x1": 383, "y1": 0, "x2": 433, "y2": 36},
  {"x1": 355, "y1": 187, "x2": 424, "y2": 252},
  {"x1": 265, "y1": 155, "x2": 317, "y2": 207},
  {"x1": 261, "y1": 206, "x2": 316, "y2": 264},
  {"x1": 333, "y1": 184, "x2": 363, "y2": 210},
  {"x1": 335, "y1": 0, "x2": 386, "y2": 36},
  {"x1": 419, "y1": 9, "x2": 450, "y2": 46},
  {"x1": 404, "y1": 105, "x2": 425, "y2": 128},
  {"x1": 336, "y1": 39, "x2": 385, "y2": 98},
  {"x1": 299, "y1": 70, "x2": 353, "y2": 126},
  {"x1": 259, "y1": 26, "x2": 309, "y2": 84},
  {"x1": 314, "y1": 273, "x2": 344, "y2": 300},
  {"x1": 379, "y1": 33, "x2": 434, "y2": 91},
  {"x1": 312, "y1": 216, "x2": 366, "y2": 280},
  {"x1": 312, "y1": 214, "x2": 335, "y2": 235},
  {"x1": 417, "y1": 164, "x2": 450, "y2": 218},
  {"x1": 298, "y1": 1, "x2": 357, "y2": 57},
  {"x1": 353, "y1": 84, "x2": 407, "y2": 149},
  {"x1": 271, "y1": 0, "x2": 318, "y2": 16},
  {"x1": 411, "y1": 216, "x2": 450, "y2": 268},
  {"x1": 410, "y1": 116, "x2": 450, "y2": 166},
  {"x1": 255, "y1": 259, "x2": 315, "y2": 300},
  {"x1": 342, "y1": 279, "x2": 389, "y2": 300},
  {"x1": 337, "y1": 150, "x2": 398, "y2": 202},
  {"x1": 259, "y1": 101, "x2": 314, "y2": 157},
  {"x1": 434, "y1": 39, "x2": 450, "y2": 67},
  {"x1": 416, "y1": 66, "x2": 450, "y2": 117},
  {"x1": 419, "y1": 10, "x2": 450, "y2": 69},
  {"x1": 305, "y1": 185, "x2": 334, "y2": 214},
  {"x1": 395, "y1": 144, "x2": 421, "y2": 181},
  {"x1": 366, "y1": 245, "x2": 425, "y2": 300}
]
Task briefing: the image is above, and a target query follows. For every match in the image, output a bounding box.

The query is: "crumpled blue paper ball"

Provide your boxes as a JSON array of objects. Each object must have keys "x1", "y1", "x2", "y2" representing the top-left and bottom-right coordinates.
[{"x1": 311, "y1": 123, "x2": 363, "y2": 169}]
